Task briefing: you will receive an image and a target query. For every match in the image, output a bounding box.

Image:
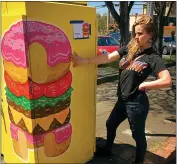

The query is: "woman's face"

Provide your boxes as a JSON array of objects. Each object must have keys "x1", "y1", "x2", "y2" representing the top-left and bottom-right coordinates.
[{"x1": 134, "y1": 25, "x2": 152, "y2": 48}]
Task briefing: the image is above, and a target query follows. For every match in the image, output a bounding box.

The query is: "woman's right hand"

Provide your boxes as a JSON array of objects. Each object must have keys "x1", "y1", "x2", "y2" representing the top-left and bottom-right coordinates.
[{"x1": 70, "y1": 52, "x2": 88, "y2": 67}]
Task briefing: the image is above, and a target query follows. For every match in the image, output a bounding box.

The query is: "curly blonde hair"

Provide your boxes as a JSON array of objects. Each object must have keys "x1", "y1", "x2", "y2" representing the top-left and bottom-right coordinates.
[{"x1": 127, "y1": 14, "x2": 157, "y2": 62}]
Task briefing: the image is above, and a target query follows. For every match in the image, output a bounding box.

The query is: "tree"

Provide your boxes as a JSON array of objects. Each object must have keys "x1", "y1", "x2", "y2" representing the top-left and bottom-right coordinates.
[
  {"x1": 105, "y1": 1, "x2": 134, "y2": 46},
  {"x1": 154, "y1": 2, "x2": 175, "y2": 57},
  {"x1": 96, "y1": 13, "x2": 107, "y2": 35}
]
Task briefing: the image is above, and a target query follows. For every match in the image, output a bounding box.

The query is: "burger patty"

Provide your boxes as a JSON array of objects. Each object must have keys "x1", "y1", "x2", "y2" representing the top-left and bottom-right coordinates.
[
  {"x1": 7, "y1": 97, "x2": 71, "y2": 119},
  {"x1": 8, "y1": 107, "x2": 71, "y2": 135}
]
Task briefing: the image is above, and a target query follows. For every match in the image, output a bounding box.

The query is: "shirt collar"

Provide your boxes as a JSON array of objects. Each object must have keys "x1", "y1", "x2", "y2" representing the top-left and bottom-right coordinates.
[{"x1": 134, "y1": 46, "x2": 155, "y2": 58}]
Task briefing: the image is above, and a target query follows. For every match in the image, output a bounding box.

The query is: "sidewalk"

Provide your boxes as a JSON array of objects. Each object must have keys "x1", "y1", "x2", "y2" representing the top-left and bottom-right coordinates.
[{"x1": 88, "y1": 65, "x2": 176, "y2": 164}]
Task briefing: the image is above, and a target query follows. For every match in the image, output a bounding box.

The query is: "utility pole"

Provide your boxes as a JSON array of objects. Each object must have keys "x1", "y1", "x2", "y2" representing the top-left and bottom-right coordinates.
[
  {"x1": 147, "y1": 2, "x2": 154, "y2": 17},
  {"x1": 107, "y1": 9, "x2": 110, "y2": 32},
  {"x1": 135, "y1": 13, "x2": 138, "y2": 21},
  {"x1": 170, "y1": 31, "x2": 175, "y2": 62}
]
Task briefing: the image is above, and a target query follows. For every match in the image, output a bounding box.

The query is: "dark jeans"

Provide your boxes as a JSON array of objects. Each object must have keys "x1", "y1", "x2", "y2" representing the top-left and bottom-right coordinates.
[{"x1": 106, "y1": 91, "x2": 149, "y2": 163}]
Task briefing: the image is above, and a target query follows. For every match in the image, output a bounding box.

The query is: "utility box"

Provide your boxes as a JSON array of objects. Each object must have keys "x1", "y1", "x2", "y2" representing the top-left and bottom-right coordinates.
[{"x1": 1, "y1": 2, "x2": 97, "y2": 163}]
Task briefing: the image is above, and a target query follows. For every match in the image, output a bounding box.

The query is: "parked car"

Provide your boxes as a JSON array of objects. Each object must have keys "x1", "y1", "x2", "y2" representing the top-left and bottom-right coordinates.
[
  {"x1": 108, "y1": 31, "x2": 132, "y2": 42},
  {"x1": 97, "y1": 36, "x2": 120, "y2": 56},
  {"x1": 163, "y1": 36, "x2": 172, "y2": 42},
  {"x1": 162, "y1": 39, "x2": 176, "y2": 55},
  {"x1": 154, "y1": 37, "x2": 176, "y2": 55},
  {"x1": 108, "y1": 32, "x2": 121, "y2": 42}
]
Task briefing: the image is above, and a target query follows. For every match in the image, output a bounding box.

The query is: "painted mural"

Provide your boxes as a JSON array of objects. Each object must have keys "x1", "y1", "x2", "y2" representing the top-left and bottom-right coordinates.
[{"x1": 1, "y1": 21, "x2": 73, "y2": 161}]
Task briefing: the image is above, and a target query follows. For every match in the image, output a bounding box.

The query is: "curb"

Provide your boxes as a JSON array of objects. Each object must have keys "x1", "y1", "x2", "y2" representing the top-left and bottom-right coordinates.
[{"x1": 165, "y1": 62, "x2": 176, "y2": 68}]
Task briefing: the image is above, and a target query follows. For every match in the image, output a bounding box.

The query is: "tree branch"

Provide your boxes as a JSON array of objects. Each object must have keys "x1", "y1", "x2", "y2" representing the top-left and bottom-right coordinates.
[
  {"x1": 164, "y1": 2, "x2": 174, "y2": 25},
  {"x1": 166, "y1": 2, "x2": 174, "y2": 18},
  {"x1": 154, "y1": 2, "x2": 160, "y2": 14},
  {"x1": 128, "y1": 1, "x2": 134, "y2": 14},
  {"x1": 105, "y1": 1, "x2": 120, "y2": 25}
]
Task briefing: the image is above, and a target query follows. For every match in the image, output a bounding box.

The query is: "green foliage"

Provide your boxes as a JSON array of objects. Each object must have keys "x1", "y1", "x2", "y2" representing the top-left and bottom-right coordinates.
[
  {"x1": 97, "y1": 13, "x2": 107, "y2": 35},
  {"x1": 163, "y1": 54, "x2": 176, "y2": 64},
  {"x1": 97, "y1": 13, "x2": 119, "y2": 35}
]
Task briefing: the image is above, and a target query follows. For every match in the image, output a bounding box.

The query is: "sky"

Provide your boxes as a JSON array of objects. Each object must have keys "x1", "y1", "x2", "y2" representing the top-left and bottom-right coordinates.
[{"x1": 87, "y1": 2, "x2": 146, "y2": 15}]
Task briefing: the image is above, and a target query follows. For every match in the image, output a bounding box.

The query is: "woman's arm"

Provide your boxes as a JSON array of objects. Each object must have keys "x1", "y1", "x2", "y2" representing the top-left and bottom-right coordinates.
[
  {"x1": 139, "y1": 69, "x2": 172, "y2": 90},
  {"x1": 70, "y1": 50, "x2": 121, "y2": 67}
]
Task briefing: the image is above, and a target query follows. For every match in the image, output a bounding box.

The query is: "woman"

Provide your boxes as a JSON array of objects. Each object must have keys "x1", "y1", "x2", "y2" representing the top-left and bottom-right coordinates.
[{"x1": 71, "y1": 15, "x2": 172, "y2": 164}]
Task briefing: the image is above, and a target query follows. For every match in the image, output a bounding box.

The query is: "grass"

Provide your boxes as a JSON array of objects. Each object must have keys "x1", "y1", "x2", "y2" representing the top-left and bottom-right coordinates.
[{"x1": 162, "y1": 54, "x2": 176, "y2": 65}]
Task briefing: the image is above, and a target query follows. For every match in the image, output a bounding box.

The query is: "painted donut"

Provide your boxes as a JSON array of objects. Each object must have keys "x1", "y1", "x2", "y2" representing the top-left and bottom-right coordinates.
[
  {"x1": 10, "y1": 122, "x2": 72, "y2": 159},
  {"x1": 1, "y1": 21, "x2": 72, "y2": 84}
]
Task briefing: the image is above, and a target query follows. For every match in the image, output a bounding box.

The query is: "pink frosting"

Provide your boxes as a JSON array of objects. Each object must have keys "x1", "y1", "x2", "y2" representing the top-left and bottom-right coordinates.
[
  {"x1": 1, "y1": 21, "x2": 72, "y2": 68},
  {"x1": 10, "y1": 123, "x2": 72, "y2": 145}
]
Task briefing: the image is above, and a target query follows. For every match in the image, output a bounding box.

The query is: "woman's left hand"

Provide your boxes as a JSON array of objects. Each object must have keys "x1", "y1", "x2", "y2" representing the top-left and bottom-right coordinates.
[{"x1": 70, "y1": 52, "x2": 88, "y2": 67}]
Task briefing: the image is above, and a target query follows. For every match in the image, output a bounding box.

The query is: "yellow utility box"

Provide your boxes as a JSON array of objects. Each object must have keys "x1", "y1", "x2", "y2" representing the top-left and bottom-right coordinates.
[{"x1": 1, "y1": 2, "x2": 97, "y2": 163}]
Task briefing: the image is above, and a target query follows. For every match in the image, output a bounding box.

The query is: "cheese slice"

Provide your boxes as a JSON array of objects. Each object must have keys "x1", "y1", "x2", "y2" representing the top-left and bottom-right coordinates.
[{"x1": 9, "y1": 106, "x2": 70, "y2": 133}]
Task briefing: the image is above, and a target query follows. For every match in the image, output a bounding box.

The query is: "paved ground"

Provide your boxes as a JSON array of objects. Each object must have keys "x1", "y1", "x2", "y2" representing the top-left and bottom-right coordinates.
[{"x1": 88, "y1": 65, "x2": 176, "y2": 164}]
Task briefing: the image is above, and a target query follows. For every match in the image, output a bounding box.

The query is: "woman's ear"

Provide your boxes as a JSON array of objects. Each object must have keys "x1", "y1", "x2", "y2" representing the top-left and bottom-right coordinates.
[
  {"x1": 149, "y1": 32, "x2": 153, "y2": 40},
  {"x1": 148, "y1": 38, "x2": 153, "y2": 44}
]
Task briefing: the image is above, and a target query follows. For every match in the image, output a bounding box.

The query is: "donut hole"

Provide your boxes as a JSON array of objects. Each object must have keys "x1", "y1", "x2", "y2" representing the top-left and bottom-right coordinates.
[{"x1": 28, "y1": 43, "x2": 48, "y2": 83}]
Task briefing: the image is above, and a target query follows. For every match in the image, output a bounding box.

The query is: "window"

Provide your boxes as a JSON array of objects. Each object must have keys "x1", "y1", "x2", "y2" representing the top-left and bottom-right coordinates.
[{"x1": 98, "y1": 37, "x2": 119, "y2": 46}]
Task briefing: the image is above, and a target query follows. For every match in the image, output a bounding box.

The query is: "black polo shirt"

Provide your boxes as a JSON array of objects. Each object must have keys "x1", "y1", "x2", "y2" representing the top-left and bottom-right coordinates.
[{"x1": 117, "y1": 46, "x2": 167, "y2": 100}]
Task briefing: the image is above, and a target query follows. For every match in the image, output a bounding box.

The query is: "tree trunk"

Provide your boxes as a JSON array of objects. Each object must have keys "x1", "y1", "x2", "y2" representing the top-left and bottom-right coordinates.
[
  {"x1": 105, "y1": 1, "x2": 134, "y2": 46},
  {"x1": 155, "y1": 2, "x2": 166, "y2": 57},
  {"x1": 105, "y1": 2, "x2": 120, "y2": 25},
  {"x1": 156, "y1": 16, "x2": 164, "y2": 57},
  {"x1": 120, "y1": 2, "x2": 129, "y2": 46}
]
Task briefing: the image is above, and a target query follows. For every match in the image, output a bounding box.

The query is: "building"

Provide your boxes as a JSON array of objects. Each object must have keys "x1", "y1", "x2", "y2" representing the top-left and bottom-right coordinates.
[
  {"x1": 143, "y1": 2, "x2": 176, "y2": 37},
  {"x1": 129, "y1": 14, "x2": 143, "y2": 31}
]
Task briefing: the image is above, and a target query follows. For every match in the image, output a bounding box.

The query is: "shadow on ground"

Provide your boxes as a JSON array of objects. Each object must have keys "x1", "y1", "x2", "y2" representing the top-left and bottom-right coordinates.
[{"x1": 87, "y1": 137, "x2": 176, "y2": 164}]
